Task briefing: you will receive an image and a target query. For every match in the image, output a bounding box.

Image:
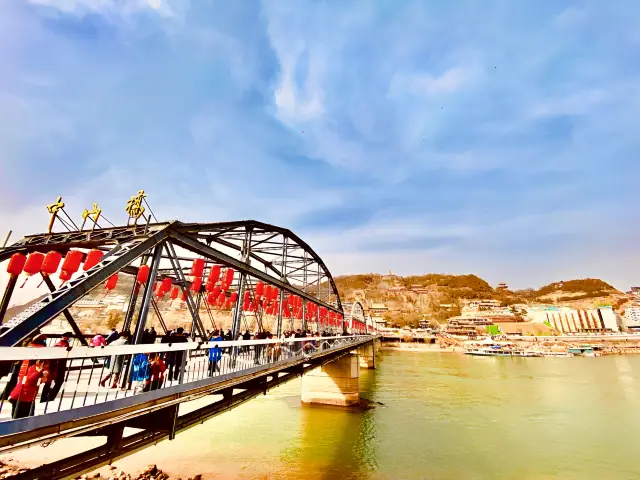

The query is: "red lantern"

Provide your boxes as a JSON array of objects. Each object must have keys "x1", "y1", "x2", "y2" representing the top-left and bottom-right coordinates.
[
  {"x1": 211, "y1": 286, "x2": 221, "y2": 300},
  {"x1": 60, "y1": 270, "x2": 72, "y2": 282},
  {"x1": 264, "y1": 285, "x2": 273, "y2": 300},
  {"x1": 191, "y1": 277, "x2": 203, "y2": 293},
  {"x1": 207, "y1": 291, "x2": 217, "y2": 305},
  {"x1": 229, "y1": 292, "x2": 238, "y2": 304},
  {"x1": 170, "y1": 286, "x2": 180, "y2": 300},
  {"x1": 242, "y1": 291, "x2": 251, "y2": 311},
  {"x1": 255, "y1": 282, "x2": 265, "y2": 297},
  {"x1": 224, "y1": 268, "x2": 234, "y2": 286},
  {"x1": 20, "y1": 252, "x2": 45, "y2": 288},
  {"x1": 137, "y1": 265, "x2": 150, "y2": 284},
  {"x1": 190, "y1": 258, "x2": 205, "y2": 278},
  {"x1": 60, "y1": 250, "x2": 83, "y2": 284},
  {"x1": 62, "y1": 250, "x2": 83, "y2": 273},
  {"x1": 6, "y1": 253, "x2": 26, "y2": 276},
  {"x1": 105, "y1": 274, "x2": 118, "y2": 291},
  {"x1": 37, "y1": 251, "x2": 62, "y2": 287},
  {"x1": 157, "y1": 277, "x2": 172, "y2": 297},
  {"x1": 153, "y1": 281, "x2": 159, "y2": 293},
  {"x1": 83, "y1": 249, "x2": 104, "y2": 271},
  {"x1": 23, "y1": 252, "x2": 44, "y2": 276},
  {"x1": 273, "y1": 300, "x2": 279, "y2": 313},
  {"x1": 207, "y1": 265, "x2": 221, "y2": 285},
  {"x1": 42, "y1": 251, "x2": 62, "y2": 276},
  {"x1": 216, "y1": 292, "x2": 226, "y2": 309}
]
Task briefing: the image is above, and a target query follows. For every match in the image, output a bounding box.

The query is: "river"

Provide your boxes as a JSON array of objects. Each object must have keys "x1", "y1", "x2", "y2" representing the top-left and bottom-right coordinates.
[{"x1": 11, "y1": 350, "x2": 640, "y2": 479}]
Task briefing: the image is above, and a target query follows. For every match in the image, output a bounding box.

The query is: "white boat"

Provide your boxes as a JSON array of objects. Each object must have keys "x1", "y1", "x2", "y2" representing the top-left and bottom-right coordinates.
[{"x1": 534, "y1": 351, "x2": 574, "y2": 358}]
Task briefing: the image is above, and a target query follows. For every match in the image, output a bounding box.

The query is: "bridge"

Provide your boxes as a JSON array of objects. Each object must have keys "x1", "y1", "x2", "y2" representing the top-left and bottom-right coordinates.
[{"x1": 0, "y1": 212, "x2": 379, "y2": 479}]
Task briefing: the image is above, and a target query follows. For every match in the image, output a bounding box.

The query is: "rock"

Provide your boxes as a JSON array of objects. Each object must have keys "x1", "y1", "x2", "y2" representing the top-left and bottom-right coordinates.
[
  {"x1": 144, "y1": 465, "x2": 158, "y2": 476},
  {"x1": 110, "y1": 465, "x2": 117, "y2": 470},
  {"x1": 193, "y1": 476, "x2": 202, "y2": 480}
]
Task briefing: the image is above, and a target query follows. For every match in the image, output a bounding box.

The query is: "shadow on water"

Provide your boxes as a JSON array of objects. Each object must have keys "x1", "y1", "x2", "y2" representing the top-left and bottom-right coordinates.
[{"x1": 280, "y1": 365, "x2": 381, "y2": 480}]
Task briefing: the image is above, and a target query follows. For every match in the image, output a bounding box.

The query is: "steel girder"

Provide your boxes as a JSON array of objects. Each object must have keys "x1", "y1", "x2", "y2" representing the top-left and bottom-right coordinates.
[{"x1": 0, "y1": 220, "x2": 345, "y2": 345}]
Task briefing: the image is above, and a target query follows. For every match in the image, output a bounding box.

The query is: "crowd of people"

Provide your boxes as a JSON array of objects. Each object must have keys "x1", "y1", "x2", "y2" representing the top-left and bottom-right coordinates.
[{"x1": 0, "y1": 326, "x2": 357, "y2": 419}]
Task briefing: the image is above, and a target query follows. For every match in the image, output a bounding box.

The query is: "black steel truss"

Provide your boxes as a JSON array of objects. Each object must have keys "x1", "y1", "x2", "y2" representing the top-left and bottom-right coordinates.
[{"x1": 0, "y1": 220, "x2": 344, "y2": 346}]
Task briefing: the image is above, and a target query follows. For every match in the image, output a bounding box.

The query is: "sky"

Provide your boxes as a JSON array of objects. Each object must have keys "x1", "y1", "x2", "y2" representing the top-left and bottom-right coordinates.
[{"x1": 1, "y1": 0, "x2": 639, "y2": 304}]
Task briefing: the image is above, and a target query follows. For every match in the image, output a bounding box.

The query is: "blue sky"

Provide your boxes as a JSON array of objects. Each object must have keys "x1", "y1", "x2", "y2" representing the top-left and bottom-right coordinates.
[{"x1": 1, "y1": 0, "x2": 639, "y2": 293}]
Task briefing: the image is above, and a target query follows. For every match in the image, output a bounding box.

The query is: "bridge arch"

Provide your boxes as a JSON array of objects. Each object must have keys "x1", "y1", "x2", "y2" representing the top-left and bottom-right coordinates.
[
  {"x1": 342, "y1": 301, "x2": 367, "y2": 333},
  {"x1": 0, "y1": 219, "x2": 345, "y2": 346}
]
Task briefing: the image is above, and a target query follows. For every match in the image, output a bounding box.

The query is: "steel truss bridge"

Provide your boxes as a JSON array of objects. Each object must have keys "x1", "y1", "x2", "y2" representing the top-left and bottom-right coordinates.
[{"x1": 0, "y1": 220, "x2": 375, "y2": 478}]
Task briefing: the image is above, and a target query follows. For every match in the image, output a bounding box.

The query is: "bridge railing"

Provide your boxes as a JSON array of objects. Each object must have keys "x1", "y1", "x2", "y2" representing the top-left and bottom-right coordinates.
[{"x1": 0, "y1": 335, "x2": 372, "y2": 423}]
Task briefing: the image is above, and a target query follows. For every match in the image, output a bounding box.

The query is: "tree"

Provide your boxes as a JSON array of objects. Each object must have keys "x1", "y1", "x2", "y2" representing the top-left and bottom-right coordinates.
[{"x1": 106, "y1": 310, "x2": 124, "y2": 330}]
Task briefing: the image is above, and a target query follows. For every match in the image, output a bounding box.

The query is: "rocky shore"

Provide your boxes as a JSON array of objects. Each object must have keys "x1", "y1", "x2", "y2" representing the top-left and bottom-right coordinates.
[{"x1": 0, "y1": 462, "x2": 202, "y2": 480}]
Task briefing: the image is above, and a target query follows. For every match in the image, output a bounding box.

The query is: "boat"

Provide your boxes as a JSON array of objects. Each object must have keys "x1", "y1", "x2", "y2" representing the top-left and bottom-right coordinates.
[
  {"x1": 535, "y1": 351, "x2": 574, "y2": 358},
  {"x1": 567, "y1": 346, "x2": 596, "y2": 357},
  {"x1": 465, "y1": 345, "x2": 540, "y2": 357}
]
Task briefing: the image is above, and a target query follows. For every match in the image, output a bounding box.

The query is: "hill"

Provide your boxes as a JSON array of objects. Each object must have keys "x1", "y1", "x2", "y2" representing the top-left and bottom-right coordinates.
[
  {"x1": 2, "y1": 273, "x2": 627, "y2": 333},
  {"x1": 331, "y1": 273, "x2": 625, "y2": 327}
]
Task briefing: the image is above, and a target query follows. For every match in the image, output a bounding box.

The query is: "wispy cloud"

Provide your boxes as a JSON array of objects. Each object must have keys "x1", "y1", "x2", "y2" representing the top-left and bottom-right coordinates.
[{"x1": 1, "y1": 0, "x2": 639, "y2": 299}]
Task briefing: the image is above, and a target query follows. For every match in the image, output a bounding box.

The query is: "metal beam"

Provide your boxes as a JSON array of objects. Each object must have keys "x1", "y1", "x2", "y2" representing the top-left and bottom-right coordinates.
[
  {"x1": 0, "y1": 229, "x2": 169, "y2": 346},
  {"x1": 132, "y1": 245, "x2": 162, "y2": 346},
  {"x1": 168, "y1": 230, "x2": 341, "y2": 315},
  {"x1": 0, "y1": 275, "x2": 18, "y2": 326},
  {"x1": 164, "y1": 241, "x2": 206, "y2": 341},
  {"x1": 42, "y1": 276, "x2": 89, "y2": 347}
]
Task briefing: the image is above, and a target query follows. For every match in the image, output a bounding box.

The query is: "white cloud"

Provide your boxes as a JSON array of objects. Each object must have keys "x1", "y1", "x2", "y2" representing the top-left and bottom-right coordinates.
[{"x1": 27, "y1": 0, "x2": 173, "y2": 17}]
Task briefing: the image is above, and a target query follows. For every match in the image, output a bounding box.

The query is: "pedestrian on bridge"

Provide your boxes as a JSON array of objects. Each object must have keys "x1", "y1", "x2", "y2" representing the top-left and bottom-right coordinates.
[
  {"x1": 166, "y1": 327, "x2": 188, "y2": 382},
  {"x1": 40, "y1": 332, "x2": 72, "y2": 403},
  {"x1": 208, "y1": 332, "x2": 223, "y2": 376},
  {"x1": 100, "y1": 332, "x2": 130, "y2": 389},
  {"x1": 143, "y1": 353, "x2": 166, "y2": 392},
  {"x1": 8, "y1": 334, "x2": 49, "y2": 419}
]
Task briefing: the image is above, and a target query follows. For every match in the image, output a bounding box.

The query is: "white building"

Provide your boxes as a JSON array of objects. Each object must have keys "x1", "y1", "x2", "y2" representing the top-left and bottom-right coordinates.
[
  {"x1": 528, "y1": 306, "x2": 620, "y2": 333},
  {"x1": 624, "y1": 306, "x2": 640, "y2": 330}
]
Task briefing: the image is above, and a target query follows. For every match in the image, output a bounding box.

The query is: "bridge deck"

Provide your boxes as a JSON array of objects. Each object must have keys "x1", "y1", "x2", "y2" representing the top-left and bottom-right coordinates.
[{"x1": 0, "y1": 335, "x2": 372, "y2": 452}]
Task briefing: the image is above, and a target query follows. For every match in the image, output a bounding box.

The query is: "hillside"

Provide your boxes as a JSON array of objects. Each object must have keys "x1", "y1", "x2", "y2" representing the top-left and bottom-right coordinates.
[
  {"x1": 2, "y1": 273, "x2": 628, "y2": 333},
  {"x1": 331, "y1": 273, "x2": 626, "y2": 327}
]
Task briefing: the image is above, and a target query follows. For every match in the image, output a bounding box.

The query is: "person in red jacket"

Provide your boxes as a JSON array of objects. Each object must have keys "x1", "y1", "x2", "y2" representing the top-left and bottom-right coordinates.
[
  {"x1": 40, "y1": 333, "x2": 71, "y2": 403},
  {"x1": 9, "y1": 335, "x2": 49, "y2": 419},
  {"x1": 143, "y1": 353, "x2": 166, "y2": 392}
]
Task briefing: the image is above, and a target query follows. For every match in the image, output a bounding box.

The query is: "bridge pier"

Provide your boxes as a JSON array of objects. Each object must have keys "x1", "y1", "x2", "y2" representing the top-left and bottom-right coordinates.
[
  {"x1": 300, "y1": 353, "x2": 360, "y2": 407},
  {"x1": 358, "y1": 342, "x2": 376, "y2": 369}
]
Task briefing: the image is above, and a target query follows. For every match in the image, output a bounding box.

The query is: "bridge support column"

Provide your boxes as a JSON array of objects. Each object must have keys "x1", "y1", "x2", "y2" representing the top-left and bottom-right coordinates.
[
  {"x1": 358, "y1": 342, "x2": 376, "y2": 369},
  {"x1": 300, "y1": 353, "x2": 359, "y2": 407}
]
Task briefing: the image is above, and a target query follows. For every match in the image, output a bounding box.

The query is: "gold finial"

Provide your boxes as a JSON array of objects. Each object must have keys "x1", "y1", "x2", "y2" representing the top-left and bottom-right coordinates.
[
  {"x1": 46, "y1": 196, "x2": 65, "y2": 233},
  {"x1": 125, "y1": 190, "x2": 147, "y2": 225}
]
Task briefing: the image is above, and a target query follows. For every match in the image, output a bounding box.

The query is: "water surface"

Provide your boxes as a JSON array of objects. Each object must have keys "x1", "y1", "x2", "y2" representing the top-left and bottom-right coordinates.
[{"x1": 15, "y1": 351, "x2": 640, "y2": 479}]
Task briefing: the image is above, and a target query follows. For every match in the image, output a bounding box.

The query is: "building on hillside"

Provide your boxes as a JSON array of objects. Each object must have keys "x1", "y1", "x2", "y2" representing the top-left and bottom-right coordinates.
[
  {"x1": 464, "y1": 299, "x2": 502, "y2": 310},
  {"x1": 446, "y1": 316, "x2": 494, "y2": 336},
  {"x1": 411, "y1": 287, "x2": 431, "y2": 294},
  {"x1": 370, "y1": 303, "x2": 389, "y2": 315},
  {"x1": 528, "y1": 306, "x2": 621, "y2": 333},
  {"x1": 496, "y1": 282, "x2": 509, "y2": 291},
  {"x1": 631, "y1": 287, "x2": 640, "y2": 298},
  {"x1": 373, "y1": 316, "x2": 387, "y2": 329},
  {"x1": 389, "y1": 286, "x2": 406, "y2": 292},
  {"x1": 624, "y1": 306, "x2": 640, "y2": 331},
  {"x1": 75, "y1": 299, "x2": 105, "y2": 308}
]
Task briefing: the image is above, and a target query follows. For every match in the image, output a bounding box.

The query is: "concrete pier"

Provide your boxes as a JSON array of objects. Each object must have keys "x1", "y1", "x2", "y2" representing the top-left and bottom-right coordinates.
[
  {"x1": 300, "y1": 353, "x2": 360, "y2": 407},
  {"x1": 358, "y1": 342, "x2": 376, "y2": 369}
]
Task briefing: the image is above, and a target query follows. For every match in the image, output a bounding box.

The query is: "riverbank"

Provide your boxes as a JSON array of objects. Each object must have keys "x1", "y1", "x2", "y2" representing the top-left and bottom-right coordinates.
[
  {"x1": 0, "y1": 460, "x2": 197, "y2": 480},
  {"x1": 381, "y1": 343, "x2": 458, "y2": 353}
]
